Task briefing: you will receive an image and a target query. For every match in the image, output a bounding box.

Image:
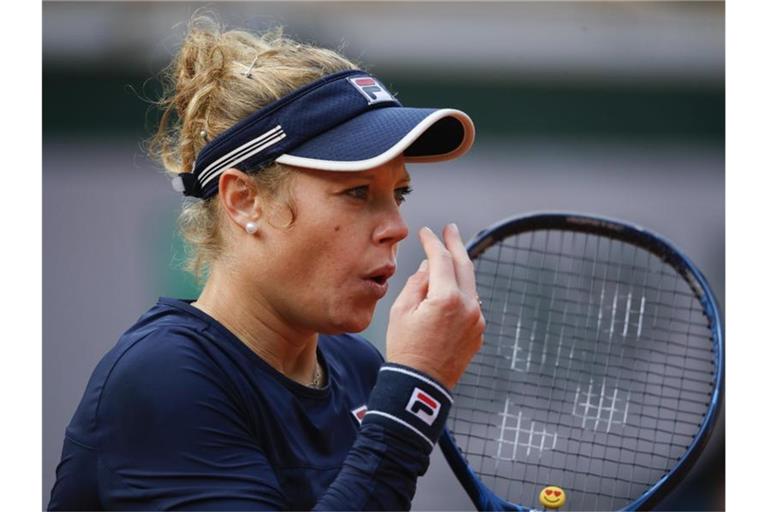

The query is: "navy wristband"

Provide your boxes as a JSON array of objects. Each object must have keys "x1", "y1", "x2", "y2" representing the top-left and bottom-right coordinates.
[{"x1": 362, "y1": 363, "x2": 453, "y2": 450}]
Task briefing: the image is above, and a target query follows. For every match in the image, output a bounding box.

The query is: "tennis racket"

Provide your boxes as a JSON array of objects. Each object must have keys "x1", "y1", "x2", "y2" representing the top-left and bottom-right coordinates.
[{"x1": 440, "y1": 212, "x2": 723, "y2": 511}]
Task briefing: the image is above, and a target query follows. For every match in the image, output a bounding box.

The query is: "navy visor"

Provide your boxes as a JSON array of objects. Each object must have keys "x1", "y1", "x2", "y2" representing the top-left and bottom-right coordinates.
[{"x1": 173, "y1": 70, "x2": 475, "y2": 199}]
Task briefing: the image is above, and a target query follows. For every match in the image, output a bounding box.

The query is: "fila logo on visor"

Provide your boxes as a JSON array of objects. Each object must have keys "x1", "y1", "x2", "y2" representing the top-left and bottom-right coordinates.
[
  {"x1": 406, "y1": 387, "x2": 441, "y2": 425},
  {"x1": 348, "y1": 76, "x2": 395, "y2": 104}
]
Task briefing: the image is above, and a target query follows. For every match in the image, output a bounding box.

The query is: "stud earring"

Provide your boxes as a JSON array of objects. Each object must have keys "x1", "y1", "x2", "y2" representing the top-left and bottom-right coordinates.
[{"x1": 245, "y1": 221, "x2": 259, "y2": 235}]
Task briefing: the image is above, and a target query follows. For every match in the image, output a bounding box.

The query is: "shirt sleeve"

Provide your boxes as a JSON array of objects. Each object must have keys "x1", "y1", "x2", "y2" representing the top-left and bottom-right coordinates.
[
  {"x1": 96, "y1": 329, "x2": 452, "y2": 511},
  {"x1": 316, "y1": 363, "x2": 454, "y2": 510}
]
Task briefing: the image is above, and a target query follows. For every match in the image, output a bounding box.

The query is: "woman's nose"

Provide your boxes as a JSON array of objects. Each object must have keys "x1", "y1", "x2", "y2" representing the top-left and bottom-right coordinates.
[{"x1": 373, "y1": 210, "x2": 409, "y2": 246}]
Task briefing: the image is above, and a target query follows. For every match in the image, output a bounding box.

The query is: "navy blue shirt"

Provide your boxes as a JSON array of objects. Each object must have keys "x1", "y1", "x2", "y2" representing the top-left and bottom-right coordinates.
[{"x1": 48, "y1": 298, "x2": 452, "y2": 510}]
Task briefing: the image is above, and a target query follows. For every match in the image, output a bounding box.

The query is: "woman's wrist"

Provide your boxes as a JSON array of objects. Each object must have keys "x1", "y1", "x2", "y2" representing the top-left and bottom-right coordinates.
[
  {"x1": 386, "y1": 353, "x2": 461, "y2": 390},
  {"x1": 361, "y1": 362, "x2": 454, "y2": 451}
]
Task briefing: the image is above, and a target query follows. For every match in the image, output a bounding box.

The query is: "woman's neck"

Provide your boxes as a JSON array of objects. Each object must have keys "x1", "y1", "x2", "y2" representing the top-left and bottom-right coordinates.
[{"x1": 192, "y1": 264, "x2": 320, "y2": 386}]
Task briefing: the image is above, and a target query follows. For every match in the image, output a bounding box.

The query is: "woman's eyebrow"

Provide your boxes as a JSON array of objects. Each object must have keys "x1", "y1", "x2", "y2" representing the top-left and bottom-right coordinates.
[
  {"x1": 326, "y1": 173, "x2": 376, "y2": 183},
  {"x1": 332, "y1": 169, "x2": 410, "y2": 184}
]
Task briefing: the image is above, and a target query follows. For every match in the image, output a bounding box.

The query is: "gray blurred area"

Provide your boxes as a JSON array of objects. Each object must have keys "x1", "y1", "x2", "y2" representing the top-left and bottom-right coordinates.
[{"x1": 43, "y1": 2, "x2": 724, "y2": 510}]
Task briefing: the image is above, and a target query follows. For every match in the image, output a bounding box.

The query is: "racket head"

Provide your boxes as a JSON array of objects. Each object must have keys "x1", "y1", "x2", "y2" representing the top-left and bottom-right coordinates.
[{"x1": 441, "y1": 212, "x2": 723, "y2": 511}]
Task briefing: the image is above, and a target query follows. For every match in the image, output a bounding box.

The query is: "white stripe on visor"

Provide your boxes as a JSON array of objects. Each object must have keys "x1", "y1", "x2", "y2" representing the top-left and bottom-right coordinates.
[
  {"x1": 197, "y1": 125, "x2": 284, "y2": 181},
  {"x1": 199, "y1": 126, "x2": 286, "y2": 188}
]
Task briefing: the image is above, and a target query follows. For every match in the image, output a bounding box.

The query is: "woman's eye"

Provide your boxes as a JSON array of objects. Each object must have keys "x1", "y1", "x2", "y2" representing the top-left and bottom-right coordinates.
[
  {"x1": 395, "y1": 186, "x2": 413, "y2": 205},
  {"x1": 343, "y1": 185, "x2": 412, "y2": 205},
  {"x1": 345, "y1": 186, "x2": 369, "y2": 201}
]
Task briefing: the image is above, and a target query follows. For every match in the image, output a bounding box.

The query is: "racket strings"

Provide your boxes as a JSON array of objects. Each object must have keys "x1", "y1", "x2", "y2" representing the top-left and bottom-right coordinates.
[
  {"x1": 477, "y1": 280, "x2": 707, "y2": 333},
  {"x1": 480, "y1": 318, "x2": 714, "y2": 367},
  {"x1": 448, "y1": 229, "x2": 715, "y2": 511},
  {"x1": 458, "y1": 367, "x2": 711, "y2": 421}
]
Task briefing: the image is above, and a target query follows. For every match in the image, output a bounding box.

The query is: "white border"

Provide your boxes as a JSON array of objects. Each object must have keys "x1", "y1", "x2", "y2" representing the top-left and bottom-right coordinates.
[
  {"x1": 3, "y1": 0, "x2": 41, "y2": 507},
  {"x1": 726, "y1": 0, "x2": 765, "y2": 509}
]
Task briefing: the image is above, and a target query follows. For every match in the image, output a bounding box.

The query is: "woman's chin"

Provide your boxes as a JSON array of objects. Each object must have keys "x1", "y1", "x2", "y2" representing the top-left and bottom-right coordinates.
[{"x1": 325, "y1": 305, "x2": 375, "y2": 334}]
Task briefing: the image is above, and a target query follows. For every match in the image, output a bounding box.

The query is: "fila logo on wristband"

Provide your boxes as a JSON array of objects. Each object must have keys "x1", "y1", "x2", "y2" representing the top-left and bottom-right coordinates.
[
  {"x1": 351, "y1": 405, "x2": 368, "y2": 425},
  {"x1": 347, "y1": 76, "x2": 395, "y2": 104},
  {"x1": 406, "y1": 387, "x2": 441, "y2": 425}
]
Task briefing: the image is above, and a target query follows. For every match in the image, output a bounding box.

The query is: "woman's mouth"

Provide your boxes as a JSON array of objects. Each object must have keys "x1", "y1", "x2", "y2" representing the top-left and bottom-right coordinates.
[
  {"x1": 362, "y1": 277, "x2": 389, "y2": 298},
  {"x1": 361, "y1": 264, "x2": 396, "y2": 298},
  {"x1": 369, "y1": 275, "x2": 387, "y2": 285}
]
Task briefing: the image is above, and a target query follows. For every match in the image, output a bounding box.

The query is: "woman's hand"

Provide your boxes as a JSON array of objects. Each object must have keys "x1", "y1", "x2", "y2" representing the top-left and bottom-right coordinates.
[{"x1": 386, "y1": 224, "x2": 485, "y2": 390}]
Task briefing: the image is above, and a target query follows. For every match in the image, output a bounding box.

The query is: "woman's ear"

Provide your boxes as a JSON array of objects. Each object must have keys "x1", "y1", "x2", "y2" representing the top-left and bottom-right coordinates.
[{"x1": 217, "y1": 168, "x2": 262, "y2": 231}]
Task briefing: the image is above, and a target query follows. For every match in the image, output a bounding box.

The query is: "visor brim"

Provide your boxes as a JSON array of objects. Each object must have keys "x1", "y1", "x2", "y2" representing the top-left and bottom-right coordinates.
[{"x1": 275, "y1": 107, "x2": 475, "y2": 171}]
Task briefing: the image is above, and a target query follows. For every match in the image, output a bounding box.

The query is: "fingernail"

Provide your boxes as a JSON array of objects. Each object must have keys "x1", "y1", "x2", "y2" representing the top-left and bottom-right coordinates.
[
  {"x1": 422, "y1": 226, "x2": 434, "y2": 235},
  {"x1": 450, "y1": 222, "x2": 459, "y2": 233},
  {"x1": 418, "y1": 259, "x2": 428, "y2": 272}
]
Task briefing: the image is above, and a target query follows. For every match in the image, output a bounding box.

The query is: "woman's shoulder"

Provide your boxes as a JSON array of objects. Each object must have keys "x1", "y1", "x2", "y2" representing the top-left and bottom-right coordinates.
[
  {"x1": 97, "y1": 300, "x2": 220, "y2": 389},
  {"x1": 65, "y1": 299, "x2": 231, "y2": 444}
]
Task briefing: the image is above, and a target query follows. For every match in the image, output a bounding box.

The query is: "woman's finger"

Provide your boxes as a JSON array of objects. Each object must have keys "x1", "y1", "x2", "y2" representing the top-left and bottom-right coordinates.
[
  {"x1": 442, "y1": 223, "x2": 477, "y2": 297},
  {"x1": 418, "y1": 226, "x2": 458, "y2": 297},
  {"x1": 391, "y1": 260, "x2": 429, "y2": 312}
]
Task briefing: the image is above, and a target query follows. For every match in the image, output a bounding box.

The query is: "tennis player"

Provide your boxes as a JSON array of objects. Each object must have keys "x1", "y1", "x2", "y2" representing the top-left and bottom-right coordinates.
[{"x1": 48, "y1": 16, "x2": 484, "y2": 510}]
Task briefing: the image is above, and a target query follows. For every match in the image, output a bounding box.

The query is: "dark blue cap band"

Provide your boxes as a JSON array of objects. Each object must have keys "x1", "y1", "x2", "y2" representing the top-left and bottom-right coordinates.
[{"x1": 176, "y1": 70, "x2": 399, "y2": 199}]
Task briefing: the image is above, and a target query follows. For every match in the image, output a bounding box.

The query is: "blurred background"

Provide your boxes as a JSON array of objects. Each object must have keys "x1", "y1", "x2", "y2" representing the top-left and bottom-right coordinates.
[{"x1": 43, "y1": 2, "x2": 724, "y2": 510}]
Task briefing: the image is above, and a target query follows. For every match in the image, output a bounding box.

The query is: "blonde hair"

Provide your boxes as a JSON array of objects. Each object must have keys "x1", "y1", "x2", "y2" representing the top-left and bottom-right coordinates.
[{"x1": 148, "y1": 14, "x2": 358, "y2": 281}]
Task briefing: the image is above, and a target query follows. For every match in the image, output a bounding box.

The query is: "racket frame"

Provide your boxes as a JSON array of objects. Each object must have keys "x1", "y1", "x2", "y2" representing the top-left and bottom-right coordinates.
[{"x1": 440, "y1": 212, "x2": 724, "y2": 511}]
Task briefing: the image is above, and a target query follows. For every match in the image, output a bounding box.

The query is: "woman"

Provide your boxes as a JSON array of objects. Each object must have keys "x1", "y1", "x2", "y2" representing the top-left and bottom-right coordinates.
[{"x1": 48, "y1": 16, "x2": 484, "y2": 511}]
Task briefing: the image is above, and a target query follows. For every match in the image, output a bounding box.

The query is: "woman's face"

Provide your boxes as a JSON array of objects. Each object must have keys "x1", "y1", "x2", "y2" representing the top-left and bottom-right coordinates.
[{"x1": 254, "y1": 156, "x2": 411, "y2": 334}]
